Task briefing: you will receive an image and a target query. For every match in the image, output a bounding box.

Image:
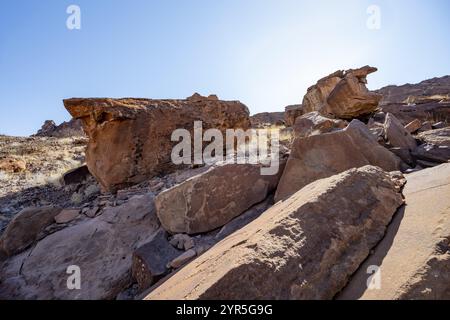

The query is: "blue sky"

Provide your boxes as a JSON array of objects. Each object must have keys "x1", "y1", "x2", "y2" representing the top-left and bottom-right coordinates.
[{"x1": 1, "y1": 0, "x2": 449, "y2": 136}]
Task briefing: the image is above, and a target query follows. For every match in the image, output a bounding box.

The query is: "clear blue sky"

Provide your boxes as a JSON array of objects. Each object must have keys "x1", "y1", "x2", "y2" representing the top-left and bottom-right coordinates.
[{"x1": 1, "y1": 0, "x2": 449, "y2": 136}]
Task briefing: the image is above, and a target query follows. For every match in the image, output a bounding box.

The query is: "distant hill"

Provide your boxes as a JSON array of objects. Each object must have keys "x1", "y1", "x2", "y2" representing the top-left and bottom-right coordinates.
[
  {"x1": 34, "y1": 119, "x2": 85, "y2": 138},
  {"x1": 376, "y1": 75, "x2": 450, "y2": 105}
]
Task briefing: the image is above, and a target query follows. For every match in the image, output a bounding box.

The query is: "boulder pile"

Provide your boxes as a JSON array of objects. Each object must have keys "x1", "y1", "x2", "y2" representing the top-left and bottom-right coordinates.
[{"x1": 1, "y1": 69, "x2": 450, "y2": 301}]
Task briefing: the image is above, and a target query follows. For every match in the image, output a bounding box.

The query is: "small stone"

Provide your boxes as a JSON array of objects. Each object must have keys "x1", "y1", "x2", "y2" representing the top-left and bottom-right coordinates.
[
  {"x1": 85, "y1": 206, "x2": 100, "y2": 218},
  {"x1": 54, "y1": 209, "x2": 80, "y2": 224}
]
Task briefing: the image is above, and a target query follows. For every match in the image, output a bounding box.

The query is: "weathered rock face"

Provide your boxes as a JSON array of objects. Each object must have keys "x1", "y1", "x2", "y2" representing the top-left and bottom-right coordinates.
[
  {"x1": 0, "y1": 157, "x2": 26, "y2": 173},
  {"x1": 0, "y1": 194, "x2": 160, "y2": 300},
  {"x1": 293, "y1": 111, "x2": 347, "y2": 138},
  {"x1": 338, "y1": 163, "x2": 450, "y2": 300},
  {"x1": 302, "y1": 66, "x2": 382, "y2": 119},
  {"x1": 0, "y1": 206, "x2": 62, "y2": 257},
  {"x1": 376, "y1": 75, "x2": 450, "y2": 105},
  {"x1": 145, "y1": 166, "x2": 404, "y2": 300},
  {"x1": 284, "y1": 105, "x2": 304, "y2": 126},
  {"x1": 384, "y1": 113, "x2": 417, "y2": 151},
  {"x1": 34, "y1": 119, "x2": 85, "y2": 138},
  {"x1": 64, "y1": 94, "x2": 251, "y2": 192},
  {"x1": 275, "y1": 120, "x2": 402, "y2": 202},
  {"x1": 155, "y1": 162, "x2": 284, "y2": 234},
  {"x1": 131, "y1": 228, "x2": 181, "y2": 292},
  {"x1": 371, "y1": 75, "x2": 450, "y2": 132}
]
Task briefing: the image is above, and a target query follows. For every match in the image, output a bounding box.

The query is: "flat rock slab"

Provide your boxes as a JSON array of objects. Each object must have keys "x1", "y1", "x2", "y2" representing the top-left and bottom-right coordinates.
[{"x1": 338, "y1": 163, "x2": 450, "y2": 300}]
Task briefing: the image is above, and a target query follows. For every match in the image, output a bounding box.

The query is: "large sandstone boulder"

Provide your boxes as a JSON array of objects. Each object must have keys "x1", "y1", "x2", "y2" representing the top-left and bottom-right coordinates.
[
  {"x1": 384, "y1": 113, "x2": 417, "y2": 151},
  {"x1": 250, "y1": 112, "x2": 285, "y2": 128},
  {"x1": 376, "y1": 75, "x2": 450, "y2": 105},
  {"x1": 338, "y1": 163, "x2": 450, "y2": 300},
  {"x1": 0, "y1": 194, "x2": 160, "y2": 300},
  {"x1": 293, "y1": 111, "x2": 347, "y2": 138},
  {"x1": 284, "y1": 105, "x2": 304, "y2": 127},
  {"x1": 0, "y1": 206, "x2": 62, "y2": 257},
  {"x1": 155, "y1": 162, "x2": 284, "y2": 234},
  {"x1": 64, "y1": 94, "x2": 251, "y2": 192},
  {"x1": 302, "y1": 66, "x2": 382, "y2": 119},
  {"x1": 275, "y1": 120, "x2": 402, "y2": 202},
  {"x1": 145, "y1": 166, "x2": 404, "y2": 300}
]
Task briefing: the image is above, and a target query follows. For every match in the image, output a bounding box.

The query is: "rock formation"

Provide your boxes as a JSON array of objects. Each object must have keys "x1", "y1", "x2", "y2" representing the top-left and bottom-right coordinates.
[
  {"x1": 338, "y1": 163, "x2": 450, "y2": 300},
  {"x1": 284, "y1": 105, "x2": 304, "y2": 126},
  {"x1": 293, "y1": 111, "x2": 347, "y2": 138},
  {"x1": 412, "y1": 127, "x2": 450, "y2": 164},
  {"x1": 64, "y1": 94, "x2": 251, "y2": 192},
  {"x1": 34, "y1": 119, "x2": 85, "y2": 138},
  {"x1": 145, "y1": 166, "x2": 404, "y2": 300},
  {"x1": 0, "y1": 194, "x2": 160, "y2": 299},
  {"x1": 250, "y1": 112, "x2": 285, "y2": 128},
  {"x1": 302, "y1": 66, "x2": 382, "y2": 119},
  {"x1": 376, "y1": 75, "x2": 450, "y2": 105},
  {"x1": 384, "y1": 113, "x2": 417, "y2": 151},
  {"x1": 376, "y1": 76, "x2": 450, "y2": 126},
  {"x1": 275, "y1": 120, "x2": 402, "y2": 202},
  {"x1": 155, "y1": 162, "x2": 284, "y2": 234}
]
